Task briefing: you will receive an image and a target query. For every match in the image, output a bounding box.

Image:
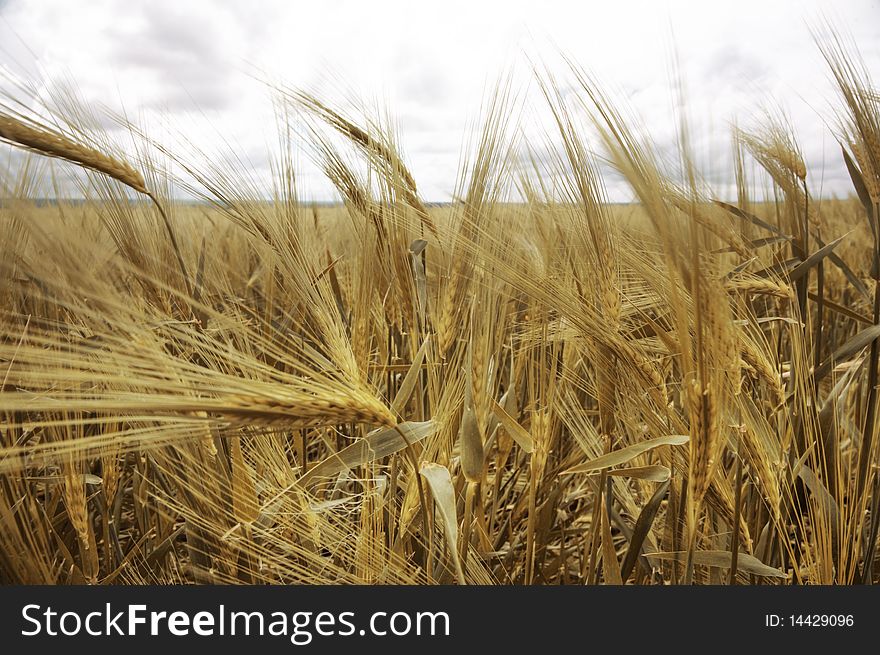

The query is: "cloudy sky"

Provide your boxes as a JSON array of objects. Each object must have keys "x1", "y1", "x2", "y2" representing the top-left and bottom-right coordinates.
[{"x1": 0, "y1": 0, "x2": 878, "y2": 201}]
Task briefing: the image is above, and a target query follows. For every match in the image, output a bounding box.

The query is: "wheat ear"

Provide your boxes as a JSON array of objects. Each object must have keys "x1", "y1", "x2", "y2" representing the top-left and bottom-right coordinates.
[{"x1": 0, "y1": 115, "x2": 147, "y2": 192}]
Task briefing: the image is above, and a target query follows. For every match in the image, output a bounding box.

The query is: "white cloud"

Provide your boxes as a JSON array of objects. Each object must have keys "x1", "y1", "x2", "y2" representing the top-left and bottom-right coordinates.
[{"x1": 0, "y1": 0, "x2": 878, "y2": 200}]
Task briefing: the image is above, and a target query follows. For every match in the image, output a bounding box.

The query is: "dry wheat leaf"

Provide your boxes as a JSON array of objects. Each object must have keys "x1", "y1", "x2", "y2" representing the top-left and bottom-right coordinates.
[
  {"x1": 813, "y1": 234, "x2": 870, "y2": 301},
  {"x1": 419, "y1": 462, "x2": 465, "y2": 585},
  {"x1": 644, "y1": 550, "x2": 788, "y2": 578},
  {"x1": 298, "y1": 420, "x2": 436, "y2": 487},
  {"x1": 391, "y1": 336, "x2": 430, "y2": 416},
  {"x1": 715, "y1": 200, "x2": 787, "y2": 237},
  {"x1": 621, "y1": 479, "x2": 671, "y2": 582},
  {"x1": 797, "y1": 465, "x2": 840, "y2": 529},
  {"x1": 841, "y1": 143, "x2": 876, "y2": 223},
  {"x1": 814, "y1": 324, "x2": 880, "y2": 383},
  {"x1": 785, "y1": 235, "x2": 846, "y2": 284},
  {"x1": 564, "y1": 434, "x2": 689, "y2": 474},
  {"x1": 607, "y1": 464, "x2": 671, "y2": 482},
  {"x1": 491, "y1": 399, "x2": 535, "y2": 453}
]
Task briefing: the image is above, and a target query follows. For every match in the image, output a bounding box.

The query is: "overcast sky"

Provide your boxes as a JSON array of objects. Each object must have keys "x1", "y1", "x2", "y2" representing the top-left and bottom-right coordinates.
[{"x1": 1, "y1": 0, "x2": 879, "y2": 201}]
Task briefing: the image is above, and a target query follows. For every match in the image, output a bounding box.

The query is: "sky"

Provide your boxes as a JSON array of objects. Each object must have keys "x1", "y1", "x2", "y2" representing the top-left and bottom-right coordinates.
[{"x1": 0, "y1": 0, "x2": 878, "y2": 201}]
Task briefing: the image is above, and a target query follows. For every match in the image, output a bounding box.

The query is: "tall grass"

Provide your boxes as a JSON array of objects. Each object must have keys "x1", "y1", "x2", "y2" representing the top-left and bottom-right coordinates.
[{"x1": 0, "y1": 28, "x2": 878, "y2": 585}]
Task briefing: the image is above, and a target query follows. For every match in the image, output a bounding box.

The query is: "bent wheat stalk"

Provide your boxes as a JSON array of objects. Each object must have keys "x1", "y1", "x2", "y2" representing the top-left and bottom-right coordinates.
[{"x1": 0, "y1": 114, "x2": 191, "y2": 296}]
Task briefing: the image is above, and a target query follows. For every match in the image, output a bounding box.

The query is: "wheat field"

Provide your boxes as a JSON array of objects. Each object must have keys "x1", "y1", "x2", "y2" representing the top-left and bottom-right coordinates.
[{"x1": 0, "y1": 29, "x2": 879, "y2": 586}]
